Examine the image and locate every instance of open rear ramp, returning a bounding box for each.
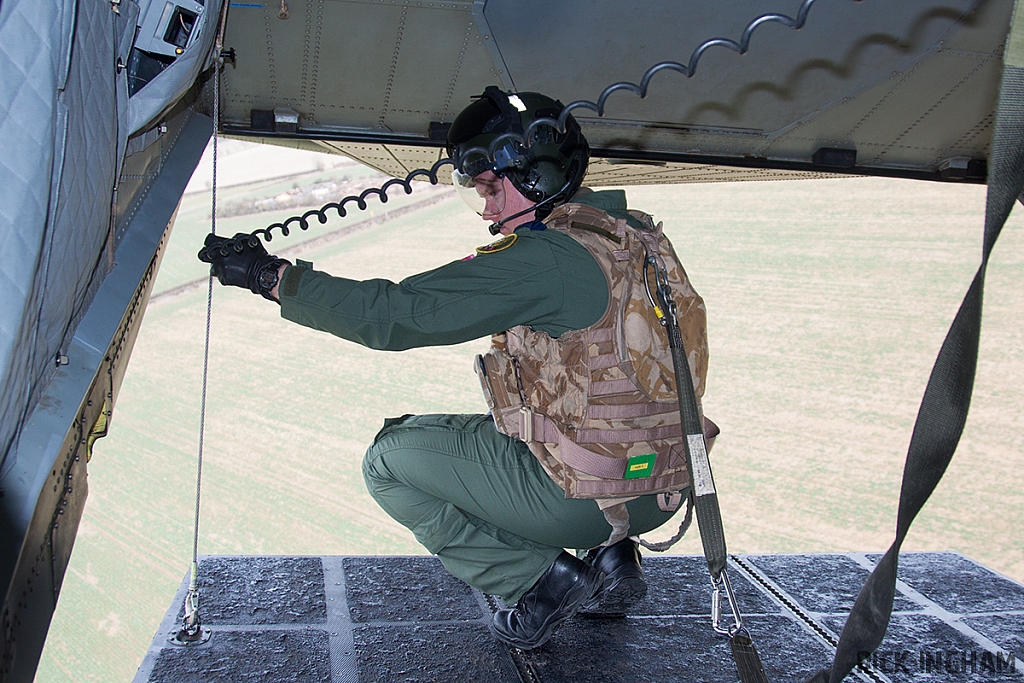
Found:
[132,552,1023,683]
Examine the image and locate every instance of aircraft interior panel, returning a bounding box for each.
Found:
[478,0,947,130]
[221,0,495,135]
[768,47,1001,162]
[371,143,449,174]
[478,0,1004,177]
[269,140,841,187]
[312,140,443,178]
[212,0,1009,185]
[582,160,839,186]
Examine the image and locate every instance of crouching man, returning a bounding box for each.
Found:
[198,87,711,649]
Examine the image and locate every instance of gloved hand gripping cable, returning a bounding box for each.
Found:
[198,232,290,303]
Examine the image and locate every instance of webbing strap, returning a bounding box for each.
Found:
[804,15,1024,682]
[663,306,727,578]
[657,268,767,681]
[550,420,629,479]
[586,401,678,419]
[517,410,720,480]
[588,353,622,370]
[575,422,682,444]
[591,378,640,396]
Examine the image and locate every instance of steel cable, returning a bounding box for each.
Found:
[179,5,232,642]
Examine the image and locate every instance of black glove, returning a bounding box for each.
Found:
[197,232,289,302]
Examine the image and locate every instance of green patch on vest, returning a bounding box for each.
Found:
[623,453,656,479]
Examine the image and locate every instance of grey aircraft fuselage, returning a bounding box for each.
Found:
[0,0,1016,680]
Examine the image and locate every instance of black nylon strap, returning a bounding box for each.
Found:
[662,284,728,579]
[804,59,1024,683]
[732,631,771,683]
[658,264,769,682]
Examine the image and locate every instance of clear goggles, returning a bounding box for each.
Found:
[452,168,506,216]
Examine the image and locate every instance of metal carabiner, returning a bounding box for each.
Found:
[644,251,680,327]
[176,560,204,641]
[710,569,744,637]
[651,260,681,329]
[642,255,667,325]
[182,587,200,632]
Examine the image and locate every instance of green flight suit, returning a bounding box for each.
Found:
[279,190,680,602]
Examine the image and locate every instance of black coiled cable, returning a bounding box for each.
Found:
[201,0,832,258]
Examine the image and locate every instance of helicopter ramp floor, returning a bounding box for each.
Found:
[132,552,1023,683]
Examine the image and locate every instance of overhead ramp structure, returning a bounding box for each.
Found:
[218,0,1012,186]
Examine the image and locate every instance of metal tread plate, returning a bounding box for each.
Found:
[133,552,1024,683]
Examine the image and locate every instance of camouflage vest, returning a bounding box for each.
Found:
[476,202,712,518]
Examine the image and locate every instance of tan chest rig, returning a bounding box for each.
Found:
[475,202,714,545]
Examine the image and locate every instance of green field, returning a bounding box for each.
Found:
[35,174,1024,682]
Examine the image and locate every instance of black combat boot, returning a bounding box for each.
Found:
[577,538,647,618]
[490,551,604,650]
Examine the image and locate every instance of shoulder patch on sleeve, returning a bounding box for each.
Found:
[475,233,518,255]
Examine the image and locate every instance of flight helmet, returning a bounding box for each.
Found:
[447,86,589,219]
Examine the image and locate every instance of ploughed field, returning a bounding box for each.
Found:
[35,150,1024,683]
